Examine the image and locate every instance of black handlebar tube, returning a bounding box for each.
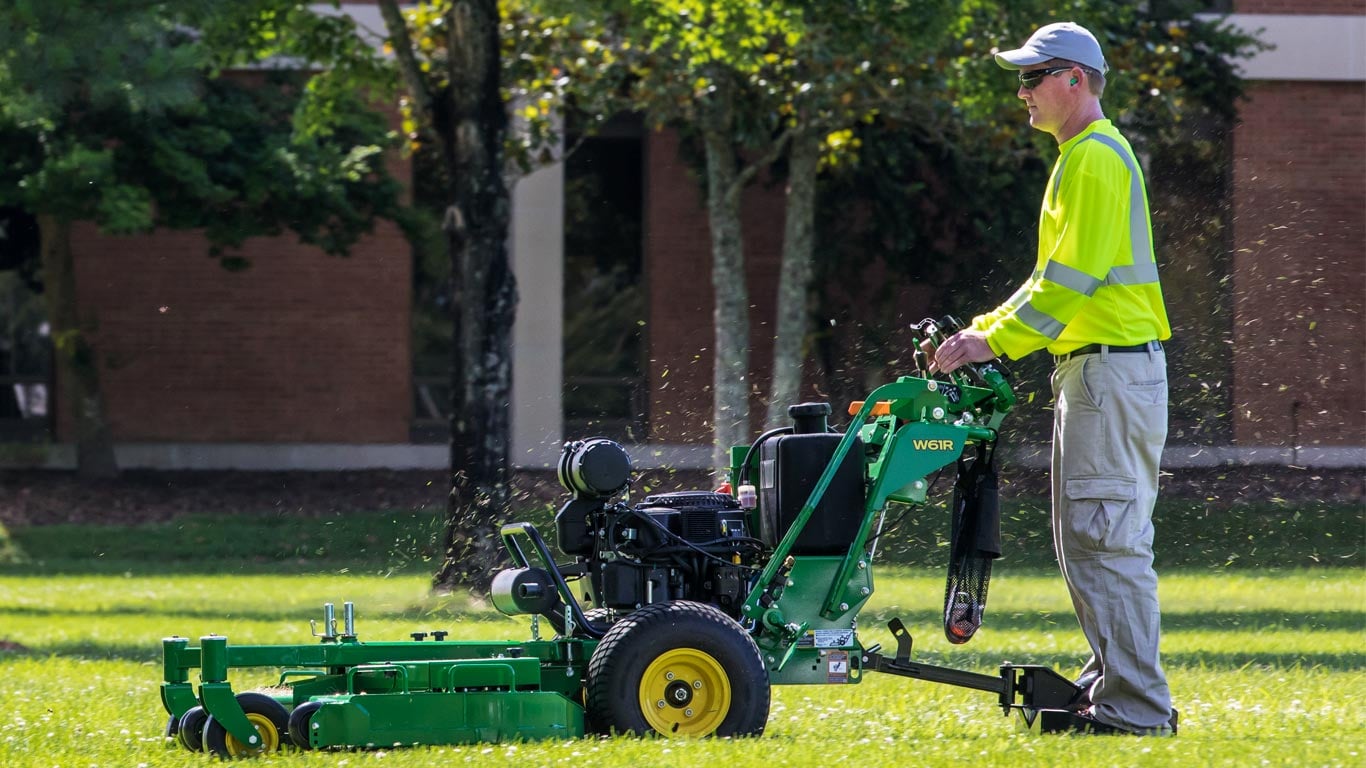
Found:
[500,522,606,640]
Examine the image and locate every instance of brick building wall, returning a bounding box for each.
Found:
[45,30,418,450]
[1227,0,1366,450]
[67,221,412,443]
[1230,82,1365,447]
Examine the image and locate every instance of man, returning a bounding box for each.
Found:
[929,22,1175,736]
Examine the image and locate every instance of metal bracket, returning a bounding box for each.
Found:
[772,621,809,671]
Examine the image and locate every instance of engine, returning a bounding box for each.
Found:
[529,402,863,624]
[553,438,766,618]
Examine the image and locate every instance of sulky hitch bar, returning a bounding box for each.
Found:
[862,618,1086,719]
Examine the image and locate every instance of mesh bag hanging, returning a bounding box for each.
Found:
[943,442,1002,644]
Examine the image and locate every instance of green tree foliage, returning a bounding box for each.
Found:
[575,1,810,461]
[746,2,956,428]
[0,0,402,477]
[544,0,1261,456]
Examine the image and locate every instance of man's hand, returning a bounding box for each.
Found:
[924,330,996,374]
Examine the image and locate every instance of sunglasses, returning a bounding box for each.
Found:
[1018,65,1074,90]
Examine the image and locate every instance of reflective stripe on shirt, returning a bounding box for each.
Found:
[1053,132,1158,288]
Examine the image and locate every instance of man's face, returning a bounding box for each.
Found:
[1017,62,1076,135]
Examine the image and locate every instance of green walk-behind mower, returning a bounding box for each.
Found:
[158,317,1096,757]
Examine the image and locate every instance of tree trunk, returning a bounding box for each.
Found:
[766,132,819,429]
[430,0,517,594]
[699,81,750,469]
[36,214,118,479]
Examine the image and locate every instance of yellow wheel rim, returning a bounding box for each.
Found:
[224,712,280,757]
[638,648,731,737]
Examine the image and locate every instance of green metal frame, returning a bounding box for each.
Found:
[158,353,1018,750]
[162,632,593,748]
[734,368,1012,674]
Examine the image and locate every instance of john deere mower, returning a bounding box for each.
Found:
[158,317,1095,757]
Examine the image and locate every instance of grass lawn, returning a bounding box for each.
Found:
[0,500,1362,766]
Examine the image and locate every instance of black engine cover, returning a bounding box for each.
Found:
[636,491,748,543]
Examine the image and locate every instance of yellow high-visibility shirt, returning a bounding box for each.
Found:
[971,119,1171,359]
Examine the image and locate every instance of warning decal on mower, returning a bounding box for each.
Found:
[798,629,854,648]
[827,651,849,683]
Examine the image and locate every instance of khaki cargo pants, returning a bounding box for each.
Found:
[1051,346,1174,732]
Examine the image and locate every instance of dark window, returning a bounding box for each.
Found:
[0,207,52,442]
[562,116,646,442]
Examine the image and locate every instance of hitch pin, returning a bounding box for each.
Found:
[311,603,338,640]
[343,602,356,638]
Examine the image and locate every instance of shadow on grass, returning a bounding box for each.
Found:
[1,630,539,665]
[3,500,1360,575]
[1,509,456,577]
[0,603,511,624]
[0,641,163,664]
[0,559,439,577]
[861,608,1366,634]
[882,647,1366,674]
[866,499,1364,570]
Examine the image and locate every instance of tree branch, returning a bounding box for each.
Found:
[727,126,796,206]
[506,129,591,192]
[376,0,436,142]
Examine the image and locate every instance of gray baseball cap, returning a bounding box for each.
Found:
[994,22,1108,73]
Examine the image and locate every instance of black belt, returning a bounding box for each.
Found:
[1053,340,1162,365]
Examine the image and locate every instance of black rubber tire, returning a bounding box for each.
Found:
[287,700,324,749]
[176,706,208,752]
[577,609,611,734]
[585,600,769,738]
[201,692,290,758]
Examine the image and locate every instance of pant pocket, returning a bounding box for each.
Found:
[1125,380,1167,407]
[1078,355,1106,408]
[1062,477,1140,555]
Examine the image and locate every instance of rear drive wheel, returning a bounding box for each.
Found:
[585,601,769,738]
[201,692,289,758]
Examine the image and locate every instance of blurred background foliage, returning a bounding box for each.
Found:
[397,1,1266,451]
